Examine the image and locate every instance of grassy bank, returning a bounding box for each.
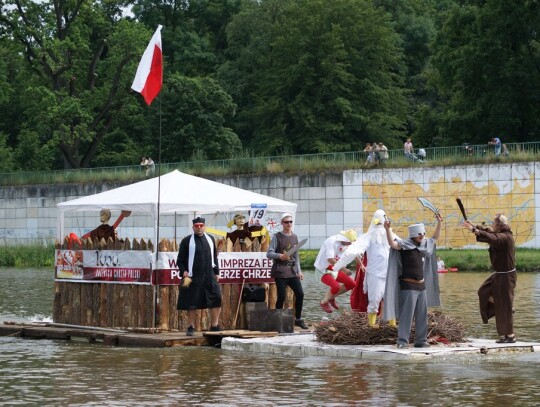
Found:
[299,248,540,272]
[0,244,56,267]
[3,245,538,271]
[1,142,539,187]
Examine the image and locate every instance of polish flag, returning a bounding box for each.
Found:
[131,25,163,105]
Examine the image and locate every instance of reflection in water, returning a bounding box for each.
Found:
[1,268,540,405]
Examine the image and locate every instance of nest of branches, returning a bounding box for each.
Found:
[314,309,467,346]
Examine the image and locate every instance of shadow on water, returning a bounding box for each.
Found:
[1,268,540,405]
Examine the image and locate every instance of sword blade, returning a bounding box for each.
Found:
[417,197,439,214]
[286,238,307,256]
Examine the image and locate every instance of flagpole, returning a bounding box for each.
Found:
[156,95,163,258]
[130,24,163,330]
[153,92,162,330]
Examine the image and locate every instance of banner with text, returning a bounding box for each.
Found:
[154,251,274,285]
[55,250,153,284]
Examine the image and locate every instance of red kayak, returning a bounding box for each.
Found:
[438,267,458,273]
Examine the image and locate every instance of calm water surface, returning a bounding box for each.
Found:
[1,268,540,406]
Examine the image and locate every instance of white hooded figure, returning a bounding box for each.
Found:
[333,209,395,327]
[314,229,358,313]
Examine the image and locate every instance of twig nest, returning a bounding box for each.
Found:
[315,310,466,345]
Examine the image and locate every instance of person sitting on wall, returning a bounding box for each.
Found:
[146,157,155,177]
[488,137,502,156]
[140,157,148,172]
[417,148,426,162]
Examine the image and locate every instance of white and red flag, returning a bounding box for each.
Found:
[131,25,163,105]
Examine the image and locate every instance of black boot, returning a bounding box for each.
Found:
[294,319,308,329]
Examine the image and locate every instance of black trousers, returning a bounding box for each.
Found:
[274,277,304,320]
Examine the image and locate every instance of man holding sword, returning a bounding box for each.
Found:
[384,213,442,348]
[266,213,308,329]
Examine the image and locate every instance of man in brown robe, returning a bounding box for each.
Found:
[463,213,516,343]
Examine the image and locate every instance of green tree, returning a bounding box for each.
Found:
[220,0,409,154]
[0,38,25,154]
[217,0,279,148]
[159,73,241,161]
[0,0,154,169]
[132,0,241,75]
[0,133,15,172]
[428,0,540,144]
[12,129,55,171]
[374,0,439,147]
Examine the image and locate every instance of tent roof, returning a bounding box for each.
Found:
[57,170,296,215]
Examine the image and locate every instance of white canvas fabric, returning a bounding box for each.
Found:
[57,170,297,242]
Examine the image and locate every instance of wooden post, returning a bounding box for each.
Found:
[232,280,245,329]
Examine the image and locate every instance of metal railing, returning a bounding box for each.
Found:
[1,141,538,186]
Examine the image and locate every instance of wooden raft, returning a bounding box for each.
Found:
[53,233,296,331]
[0,322,279,348]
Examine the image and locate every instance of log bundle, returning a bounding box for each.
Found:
[53,281,155,329]
[56,236,154,252]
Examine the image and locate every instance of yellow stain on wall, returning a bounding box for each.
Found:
[362,174,534,248]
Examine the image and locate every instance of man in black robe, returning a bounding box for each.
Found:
[177,216,222,336]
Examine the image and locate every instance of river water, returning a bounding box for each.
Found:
[1,268,540,406]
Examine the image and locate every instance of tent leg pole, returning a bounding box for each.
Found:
[152,285,157,329]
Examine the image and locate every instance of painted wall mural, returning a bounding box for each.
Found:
[360,164,536,248]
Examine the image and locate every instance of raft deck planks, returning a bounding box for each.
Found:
[0,322,282,348]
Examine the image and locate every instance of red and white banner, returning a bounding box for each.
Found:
[153,251,182,285]
[56,250,274,285]
[218,252,273,283]
[55,250,153,284]
[154,252,274,285]
[131,25,163,105]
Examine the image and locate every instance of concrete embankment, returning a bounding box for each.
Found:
[1,162,539,249]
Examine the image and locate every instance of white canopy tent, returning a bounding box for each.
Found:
[57,170,297,243]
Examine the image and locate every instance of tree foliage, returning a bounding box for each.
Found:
[0,0,539,171]
[427,0,540,144]
[220,0,409,154]
[159,73,241,161]
[0,0,153,169]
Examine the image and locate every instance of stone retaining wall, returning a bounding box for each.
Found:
[1,162,538,249]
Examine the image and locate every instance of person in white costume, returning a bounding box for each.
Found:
[314,230,358,313]
[333,209,396,328]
